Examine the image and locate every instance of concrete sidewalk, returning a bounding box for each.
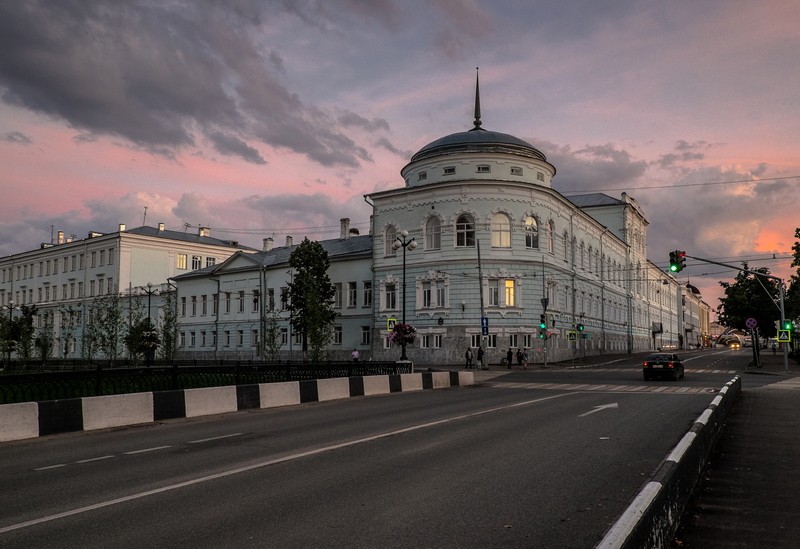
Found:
[674,350,800,547]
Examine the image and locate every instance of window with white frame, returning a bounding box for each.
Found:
[456,214,475,247]
[333,326,342,345]
[384,283,397,310]
[385,225,397,256]
[486,334,497,348]
[333,283,343,308]
[525,216,539,249]
[491,213,511,247]
[504,279,516,307]
[488,280,499,306]
[347,282,357,307]
[523,334,532,348]
[470,334,482,347]
[361,326,371,345]
[206,257,216,268]
[192,255,202,270]
[177,253,188,270]
[509,334,518,348]
[363,281,372,307]
[425,217,441,250]
[548,220,555,254]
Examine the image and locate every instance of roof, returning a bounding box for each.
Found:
[173,234,373,280]
[566,193,625,208]
[126,226,256,250]
[410,127,548,163]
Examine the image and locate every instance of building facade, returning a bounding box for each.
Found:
[0,224,252,359]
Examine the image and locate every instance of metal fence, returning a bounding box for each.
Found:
[0,360,410,405]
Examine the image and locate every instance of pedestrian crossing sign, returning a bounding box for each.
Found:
[777,329,791,343]
[568,331,577,341]
[387,317,397,331]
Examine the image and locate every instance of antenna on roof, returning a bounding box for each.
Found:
[184,222,191,232]
[142,206,148,226]
[470,67,482,132]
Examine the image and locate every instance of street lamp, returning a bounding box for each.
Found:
[392,230,417,361]
[138,283,160,366]
[3,300,14,365]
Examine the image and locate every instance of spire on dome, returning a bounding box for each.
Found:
[470,67,483,132]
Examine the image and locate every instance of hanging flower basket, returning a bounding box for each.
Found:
[388,322,417,346]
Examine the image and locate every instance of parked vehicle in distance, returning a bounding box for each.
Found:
[642,353,685,381]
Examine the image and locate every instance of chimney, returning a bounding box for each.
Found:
[340,218,350,240]
[286,235,293,247]
[263,237,274,252]
[57,231,65,244]
[158,223,165,232]
[198,226,211,237]
[119,223,126,232]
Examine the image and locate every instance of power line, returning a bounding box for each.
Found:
[559,174,800,195]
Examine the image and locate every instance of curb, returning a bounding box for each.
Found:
[0,371,474,442]
[596,376,741,548]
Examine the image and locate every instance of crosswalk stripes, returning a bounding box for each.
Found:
[486,381,719,394]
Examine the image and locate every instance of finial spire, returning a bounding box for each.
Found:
[471,67,482,131]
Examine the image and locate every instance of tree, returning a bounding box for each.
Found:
[86,291,126,363]
[262,308,283,361]
[717,262,780,337]
[125,318,160,366]
[15,305,37,362]
[158,290,179,361]
[287,238,336,360]
[35,310,56,361]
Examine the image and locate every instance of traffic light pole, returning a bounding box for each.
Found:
[683,254,789,372]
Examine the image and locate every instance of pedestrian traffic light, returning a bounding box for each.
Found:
[783,320,794,331]
[539,314,547,329]
[538,328,547,339]
[576,323,584,332]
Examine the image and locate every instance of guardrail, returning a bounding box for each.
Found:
[0,361,409,405]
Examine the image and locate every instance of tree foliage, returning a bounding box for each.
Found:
[287,238,336,360]
[717,262,780,336]
[86,291,126,362]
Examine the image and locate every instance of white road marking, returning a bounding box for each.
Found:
[579,403,619,417]
[187,433,243,444]
[34,464,67,471]
[123,446,172,455]
[76,455,115,464]
[0,393,577,534]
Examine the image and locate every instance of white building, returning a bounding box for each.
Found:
[0,224,253,359]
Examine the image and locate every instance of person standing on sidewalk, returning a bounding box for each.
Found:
[506,348,513,369]
[477,346,484,368]
[465,348,474,369]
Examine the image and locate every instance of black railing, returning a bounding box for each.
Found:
[0,361,410,405]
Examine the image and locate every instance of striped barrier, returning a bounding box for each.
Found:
[0,370,474,442]
[597,376,742,549]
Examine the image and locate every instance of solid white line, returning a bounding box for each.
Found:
[0,392,576,534]
[123,446,172,455]
[187,433,243,444]
[76,455,115,464]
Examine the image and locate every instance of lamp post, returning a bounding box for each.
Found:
[3,300,14,365]
[392,230,417,361]
[138,283,160,366]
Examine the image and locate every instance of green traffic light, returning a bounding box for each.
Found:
[669,264,678,272]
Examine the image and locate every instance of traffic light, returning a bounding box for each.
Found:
[783,320,794,331]
[539,314,547,329]
[669,250,686,273]
[576,323,584,332]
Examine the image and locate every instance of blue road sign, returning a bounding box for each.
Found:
[481,317,489,336]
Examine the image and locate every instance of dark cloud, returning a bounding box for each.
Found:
[338,111,391,132]
[0,1,381,168]
[1,131,31,144]
[208,132,266,165]
[656,140,711,167]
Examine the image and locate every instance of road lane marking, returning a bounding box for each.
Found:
[579,403,619,417]
[187,433,243,444]
[34,464,67,471]
[123,446,172,455]
[76,456,115,464]
[0,393,576,534]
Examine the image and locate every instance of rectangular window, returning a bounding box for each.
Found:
[385,283,396,310]
[201,295,207,315]
[361,326,371,345]
[107,278,113,293]
[524,334,532,348]
[78,282,83,298]
[177,254,187,270]
[418,171,427,181]
[511,166,523,176]
[107,248,114,265]
[436,283,446,308]
[486,334,497,348]
[225,292,231,314]
[333,326,342,345]
[180,332,186,348]
[504,280,515,307]
[281,328,288,346]
[91,252,96,268]
[422,282,432,308]
[212,293,219,315]
[251,330,258,348]
[201,331,207,347]
[509,334,518,349]
[182,296,187,317]
[347,282,357,308]
[252,290,259,312]
[488,280,499,306]
[224,330,231,347]
[363,281,372,307]
[434,334,442,348]
[333,283,342,308]
[190,331,196,348]
[99,250,105,266]
[238,290,245,313]
[206,257,216,268]
[191,296,197,316]
[192,255,202,270]
[443,166,456,175]
[421,334,431,348]
[477,165,490,173]
[537,172,545,181]
[281,287,288,309]
[238,330,244,346]
[268,288,275,311]
[471,334,481,347]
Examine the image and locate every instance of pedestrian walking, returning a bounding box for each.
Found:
[516,349,523,369]
[477,346,484,368]
[351,348,360,362]
[522,350,528,369]
[465,348,474,369]
[506,348,513,369]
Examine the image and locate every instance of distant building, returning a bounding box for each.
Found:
[0,224,253,359]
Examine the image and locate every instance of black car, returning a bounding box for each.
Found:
[642,353,684,381]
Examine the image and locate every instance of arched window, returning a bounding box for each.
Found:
[455,214,475,247]
[425,217,441,250]
[384,225,397,256]
[491,213,511,247]
[525,216,539,249]
[548,220,555,254]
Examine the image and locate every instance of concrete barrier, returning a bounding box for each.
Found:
[82,393,154,431]
[316,377,351,402]
[0,402,39,442]
[362,375,391,396]
[597,376,742,548]
[184,386,238,417]
[259,381,301,408]
[0,370,470,441]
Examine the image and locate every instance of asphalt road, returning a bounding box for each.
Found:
[0,350,750,548]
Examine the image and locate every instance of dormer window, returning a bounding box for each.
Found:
[418,171,427,181]
[443,166,456,175]
[511,166,523,176]
[477,165,490,173]
[537,172,545,182]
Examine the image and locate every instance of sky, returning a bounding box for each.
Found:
[1,0,799,316]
